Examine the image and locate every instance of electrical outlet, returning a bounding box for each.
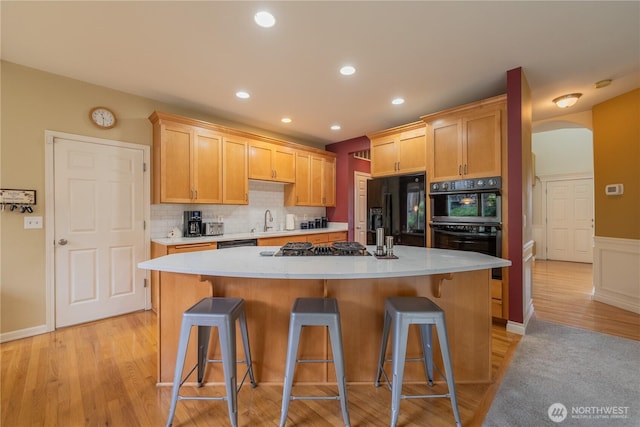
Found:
[24,216,43,229]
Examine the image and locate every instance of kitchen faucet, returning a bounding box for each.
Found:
[264,209,273,232]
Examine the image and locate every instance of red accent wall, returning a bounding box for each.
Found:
[326,136,371,241]
[506,67,524,324]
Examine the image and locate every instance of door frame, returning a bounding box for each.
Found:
[535,172,593,261]
[353,171,371,245]
[44,130,151,332]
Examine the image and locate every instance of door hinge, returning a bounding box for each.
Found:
[143,162,147,172]
[143,220,146,230]
[144,278,148,288]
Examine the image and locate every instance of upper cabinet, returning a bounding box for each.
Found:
[222,134,249,205]
[368,122,426,177]
[285,151,336,207]
[150,113,223,204]
[248,140,295,183]
[422,95,506,182]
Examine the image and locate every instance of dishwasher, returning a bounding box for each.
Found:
[216,239,258,249]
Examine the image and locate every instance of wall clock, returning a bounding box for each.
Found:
[89,106,117,129]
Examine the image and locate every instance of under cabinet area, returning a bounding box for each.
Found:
[368,121,426,177]
[422,95,505,182]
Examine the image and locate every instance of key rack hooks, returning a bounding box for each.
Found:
[0,189,36,213]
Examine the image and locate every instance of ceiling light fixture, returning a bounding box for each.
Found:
[391,97,405,105]
[552,93,582,108]
[254,11,275,28]
[281,117,292,124]
[340,65,356,76]
[330,124,341,131]
[235,91,250,99]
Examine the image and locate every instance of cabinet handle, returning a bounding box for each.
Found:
[458,165,462,175]
[194,190,198,199]
[464,164,467,175]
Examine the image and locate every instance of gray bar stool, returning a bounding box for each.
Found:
[375,296,462,427]
[166,297,256,427]
[279,297,351,427]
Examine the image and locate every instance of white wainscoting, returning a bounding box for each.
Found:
[593,236,640,314]
[507,240,535,335]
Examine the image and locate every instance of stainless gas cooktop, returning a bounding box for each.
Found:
[275,241,370,257]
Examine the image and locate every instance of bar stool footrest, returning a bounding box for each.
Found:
[291,395,341,401]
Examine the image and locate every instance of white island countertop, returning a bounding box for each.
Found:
[138,245,511,280]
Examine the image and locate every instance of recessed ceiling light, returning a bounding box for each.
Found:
[330,124,341,131]
[281,117,292,124]
[236,91,250,99]
[594,79,612,89]
[254,11,275,28]
[391,97,405,105]
[340,65,356,76]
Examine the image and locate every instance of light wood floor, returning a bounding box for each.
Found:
[2,261,637,426]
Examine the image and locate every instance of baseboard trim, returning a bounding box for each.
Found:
[1,324,50,343]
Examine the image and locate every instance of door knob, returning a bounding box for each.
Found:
[58,239,68,246]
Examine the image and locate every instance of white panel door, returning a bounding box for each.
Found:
[547,178,594,263]
[354,172,370,246]
[54,137,146,327]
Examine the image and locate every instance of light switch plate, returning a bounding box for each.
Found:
[24,216,43,229]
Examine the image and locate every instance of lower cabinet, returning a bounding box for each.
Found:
[258,231,348,247]
[150,241,217,312]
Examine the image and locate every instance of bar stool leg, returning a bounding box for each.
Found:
[419,324,434,386]
[238,310,257,387]
[390,319,410,427]
[328,317,351,427]
[166,320,192,427]
[219,317,238,427]
[279,321,303,427]
[435,318,462,427]
[375,310,392,387]
[196,325,212,387]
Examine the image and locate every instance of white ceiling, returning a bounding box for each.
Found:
[2,1,639,145]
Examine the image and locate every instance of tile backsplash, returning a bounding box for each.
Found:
[150,180,326,238]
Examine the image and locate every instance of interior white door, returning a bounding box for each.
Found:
[354,171,370,246]
[54,137,146,327]
[546,178,594,263]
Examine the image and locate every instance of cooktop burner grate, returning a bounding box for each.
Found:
[275,241,370,257]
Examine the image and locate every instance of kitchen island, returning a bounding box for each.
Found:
[138,245,510,386]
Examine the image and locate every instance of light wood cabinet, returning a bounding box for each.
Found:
[258,231,347,247]
[285,151,336,207]
[222,135,249,204]
[422,95,505,182]
[249,140,295,183]
[150,115,223,203]
[368,122,426,177]
[150,241,217,312]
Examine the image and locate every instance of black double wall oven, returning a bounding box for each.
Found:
[429,176,503,279]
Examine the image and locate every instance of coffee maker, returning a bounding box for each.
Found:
[183,210,202,237]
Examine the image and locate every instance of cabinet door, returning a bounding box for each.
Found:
[248,141,274,181]
[293,151,311,205]
[322,156,336,206]
[273,146,296,183]
[161,123,193,202]
[463,109,502,179]
[429,118,463,182]
[222,136,248,204]
[397,129,426,174]
[309,155,324,206]
[371,136,397,177]
[194,129,223,203]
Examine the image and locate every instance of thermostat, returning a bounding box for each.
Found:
[605,183,624,196]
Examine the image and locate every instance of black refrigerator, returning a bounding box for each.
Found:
[366,172,426,247]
